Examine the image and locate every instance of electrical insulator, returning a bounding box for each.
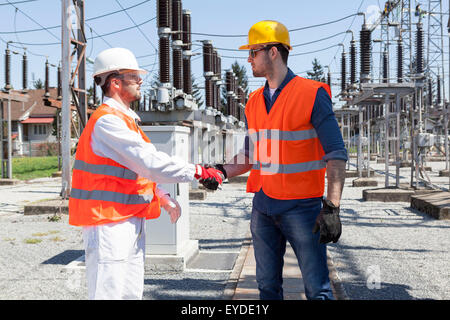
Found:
[22,52,28,91]
[45,59,50,97]
[217,55,222,80]
[226,95,232,116]
[159,37,170,84]
[341,51,346,94]
[226,70,233,93]
[234,76,239,118]
[5,47,11,90]
[360,25,371,82]
[437,75,441,105]
[427,79,433,106]
[212,48,218,77]
[171,0,182,42]
[397,39,403,83]
[183,59,192,94]
[157,0,171,29]
[416,23,424,75]
[238,86,245,105]
[172,48,183,90]
[203,41,213,76]
[350,40,356,85]
[382,50,388,83]
[182,9,192,95]
[205,78,213,108]
[57,63,62,100]
[182,10,191,50]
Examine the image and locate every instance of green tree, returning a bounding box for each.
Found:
[306,58,326,83]
[87,86,100,106]
[33,78,44,89]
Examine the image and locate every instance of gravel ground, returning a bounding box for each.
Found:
[0,178,253,300]
[0,159,449,300]
[328,159,450,300]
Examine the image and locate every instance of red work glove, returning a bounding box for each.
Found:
[195,165,224,190]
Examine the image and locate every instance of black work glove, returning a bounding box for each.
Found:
[199,164,227,191]
[312,199,342,244]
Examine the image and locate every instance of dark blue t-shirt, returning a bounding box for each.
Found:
[244,68,348,215]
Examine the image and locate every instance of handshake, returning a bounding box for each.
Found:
[194,164,227,191]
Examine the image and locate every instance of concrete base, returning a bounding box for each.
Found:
[352,178,378,187]
[346,171,358,178]
[0,178,20,185]
[24,198,68,215]
[363,187,415,202]
[145,239,199,273]
[189,189,206,200]
[399,161,411,168]
[346,170,375,178]
[426,157,446,162]
[439,170,449,177]
[410,191,450,220]
[51,171,62,177]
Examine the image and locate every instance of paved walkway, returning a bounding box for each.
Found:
[232,241,309,300]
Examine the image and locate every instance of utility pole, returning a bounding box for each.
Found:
[61,0,71,196]
[60,0,87,197]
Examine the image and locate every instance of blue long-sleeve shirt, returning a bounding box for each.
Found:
[243,68,348,215]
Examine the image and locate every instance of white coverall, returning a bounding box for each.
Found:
[83,97,196,299]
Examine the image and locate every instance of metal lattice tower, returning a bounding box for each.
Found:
[400,0,414,81]
[426,0,446,104]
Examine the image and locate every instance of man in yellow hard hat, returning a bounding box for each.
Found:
[210,20,348,300]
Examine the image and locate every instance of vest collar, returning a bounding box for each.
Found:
[103,97,141,122]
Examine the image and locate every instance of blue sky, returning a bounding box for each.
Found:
[0,0,449,107]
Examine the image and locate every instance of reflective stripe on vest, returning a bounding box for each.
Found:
[253,159,326,174]
[71,188,153,205]
[248,128,318,142]
[74,159,138,180]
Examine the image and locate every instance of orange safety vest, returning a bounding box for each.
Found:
[69,104,161,226]
[245,76,331,200]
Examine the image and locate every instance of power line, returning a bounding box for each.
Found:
[0,0,37,5]
[189,12,362,38]
[289,13,360,32]
[114,0,157,51]
[4,16,157,46]
[5,0,60,41]
[290,43,342,56]
[0,0,152,34]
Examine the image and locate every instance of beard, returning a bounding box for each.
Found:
[122,86,141,102]
[251,55,272,78]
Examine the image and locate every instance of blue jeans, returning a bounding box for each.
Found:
[250,204,334,300]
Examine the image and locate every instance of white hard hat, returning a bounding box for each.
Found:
[92,47,147,80]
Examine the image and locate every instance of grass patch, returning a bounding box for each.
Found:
[24,238,42,244]
[49,236,64,242]
[32,232,48,237]
[12,156,59,180]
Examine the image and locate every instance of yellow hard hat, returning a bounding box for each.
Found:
[239,20,292,50]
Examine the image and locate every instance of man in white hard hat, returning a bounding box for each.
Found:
[68,47,225,300]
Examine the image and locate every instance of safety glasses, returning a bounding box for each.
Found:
[116,73,142,84]
[249,46,270,58]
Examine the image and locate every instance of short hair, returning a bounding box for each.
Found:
[273,43,289,65]
[95,72,119,96]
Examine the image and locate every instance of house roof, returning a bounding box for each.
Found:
[1,88,58,121]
